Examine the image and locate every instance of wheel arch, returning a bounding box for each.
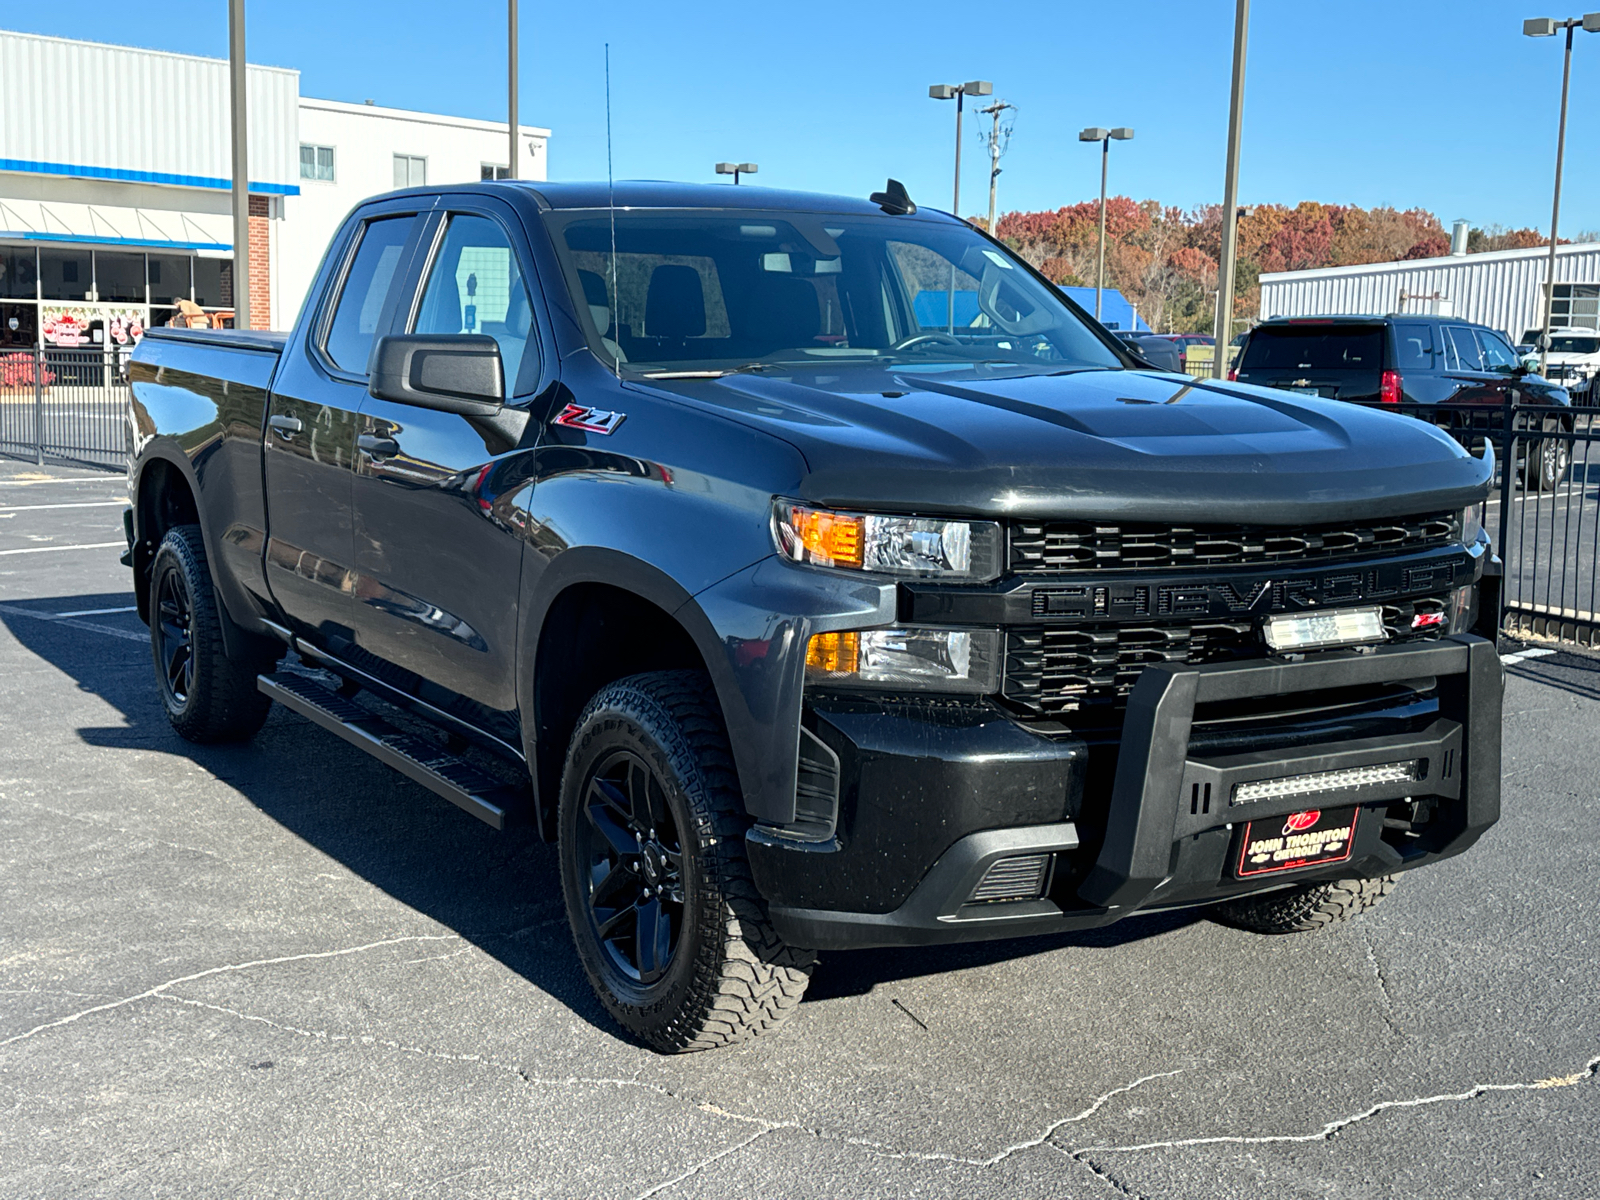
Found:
[520,548,750,839]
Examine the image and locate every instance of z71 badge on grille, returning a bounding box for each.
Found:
[553,403,626,435]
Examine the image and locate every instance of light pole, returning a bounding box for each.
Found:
[715,162,759,185]
[1078,126,1133,323]
[227,0,249,330]
[508,0,518,180]
[1213,0,1249,377]
[1525,13,1600,375]
[928,81,993,217]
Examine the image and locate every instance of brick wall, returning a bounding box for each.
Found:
[247,194,271,331]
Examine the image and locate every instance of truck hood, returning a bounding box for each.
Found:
[630,365,1492,523]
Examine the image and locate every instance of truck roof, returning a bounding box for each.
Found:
[391,179,956,219]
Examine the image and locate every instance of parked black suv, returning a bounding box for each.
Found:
[1235,315,1573,490]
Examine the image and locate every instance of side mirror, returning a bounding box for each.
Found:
[1519,352,1541,375]
[369,334,504,415]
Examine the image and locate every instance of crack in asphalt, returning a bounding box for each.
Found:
[1361,928,1405,1041]
[0,934,460,1049]
[1064,1052,1600,1161]
[10,933,1597,1198]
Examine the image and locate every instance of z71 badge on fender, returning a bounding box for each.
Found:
[554,403,626,435]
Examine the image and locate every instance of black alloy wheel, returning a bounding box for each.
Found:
[154,562,195,707]
[147,524,276,743]
[576,749,685,985]
[557,671,816,1052]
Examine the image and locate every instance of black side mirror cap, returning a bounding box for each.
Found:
[369,334,505,415]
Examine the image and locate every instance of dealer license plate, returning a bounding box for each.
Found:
[1234,806,1359,878]
[1287,386,1321,397]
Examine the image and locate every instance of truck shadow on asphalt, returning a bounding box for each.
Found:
[3,593,1202,1036]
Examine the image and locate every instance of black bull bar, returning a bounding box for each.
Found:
[1080,634,1502,910]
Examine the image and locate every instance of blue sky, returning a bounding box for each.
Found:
[9,1,1598,231]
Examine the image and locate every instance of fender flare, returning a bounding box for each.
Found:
[515,545,766,815]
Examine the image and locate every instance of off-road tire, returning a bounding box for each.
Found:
[1210,875,1397,935]
[558,671,815,1052]
[148,524,274,743]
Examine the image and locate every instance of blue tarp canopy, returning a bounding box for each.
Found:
[912,288,1149,333]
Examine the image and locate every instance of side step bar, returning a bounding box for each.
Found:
[258,672,527,830]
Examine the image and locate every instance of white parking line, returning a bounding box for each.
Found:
[0,541,124,556]
[0,603,146,644]
[0,501,128,512]
[1501,647,1559,664]
[53,605,137,618]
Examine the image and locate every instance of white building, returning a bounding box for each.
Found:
[1259,240,1600,345]
[0,29,549,346]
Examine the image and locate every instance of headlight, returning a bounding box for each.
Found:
[1461,502,1484,546]
[773,501,1003,581]
[805,628,1002,693]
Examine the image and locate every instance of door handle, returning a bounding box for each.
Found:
[267,414,302,438]
[357,433,400,459]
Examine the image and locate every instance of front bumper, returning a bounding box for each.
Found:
[757,635,1501,950]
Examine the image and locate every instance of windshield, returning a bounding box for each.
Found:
[1547,335,1600,355]
[543,209,1123,377]
[1238,326,1384,372]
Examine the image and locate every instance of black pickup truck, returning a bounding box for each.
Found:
[124,180,1502,1052]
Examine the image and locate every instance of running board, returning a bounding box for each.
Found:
[258,672,526,830]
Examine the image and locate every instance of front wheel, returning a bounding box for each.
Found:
[1210,875,1397,934]
[148,525,275,742]
[1533,429,1570,492]
[558,671,815,1052]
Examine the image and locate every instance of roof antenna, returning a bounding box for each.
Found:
[870,178,916,215]
[605,43,620,380]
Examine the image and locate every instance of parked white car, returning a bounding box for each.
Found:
[1519,327,1600,402]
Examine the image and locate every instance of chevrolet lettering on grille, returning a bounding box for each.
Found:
[1030,555,1470,622]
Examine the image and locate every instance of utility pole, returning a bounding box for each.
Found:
[1212,0,1249,376]
[980,99,1016,236]
[228,0,250,331]
[508,0,519,179]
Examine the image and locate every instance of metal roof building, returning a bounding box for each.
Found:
[1259,242,1600,344]
[0,30,549,342]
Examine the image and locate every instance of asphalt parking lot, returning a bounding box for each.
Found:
[0,457,1595,1199]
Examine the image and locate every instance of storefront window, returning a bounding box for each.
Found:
[40,249,93,302]
[0,247,38,299]
[95,251,146,303]
[0,303,37,349]
[147,254,192,305]
[192,256,234,309]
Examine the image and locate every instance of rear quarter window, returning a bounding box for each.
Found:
[1239,326,1385,371]
[1391,323,1434,369]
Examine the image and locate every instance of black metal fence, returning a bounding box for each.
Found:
[0,348,131,472]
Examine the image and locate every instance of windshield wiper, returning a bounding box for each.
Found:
[639,362,775,379]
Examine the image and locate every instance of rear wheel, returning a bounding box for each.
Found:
[558,671,815,1052]
[149,525,275,742]
[1210,875,1397,935]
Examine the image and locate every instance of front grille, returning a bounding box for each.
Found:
[1004,595,1448,716]
[1010,513,1458,574]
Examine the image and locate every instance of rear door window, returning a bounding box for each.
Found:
[1475,329,1520,372]
[1443,325,1484,372]
[1238,325,1384,371]
[323,216,415,373]
[1391,323,1434,369]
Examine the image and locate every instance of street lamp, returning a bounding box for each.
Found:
[1524,13,1600,375]
[928,81,992,216]
[715,162,758,185]
[1079,126,1133,323]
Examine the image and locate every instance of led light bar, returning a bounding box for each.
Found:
[1263,605,1386,653]
[1231,760,1421,806]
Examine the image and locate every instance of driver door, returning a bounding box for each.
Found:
[349,201,548,742]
